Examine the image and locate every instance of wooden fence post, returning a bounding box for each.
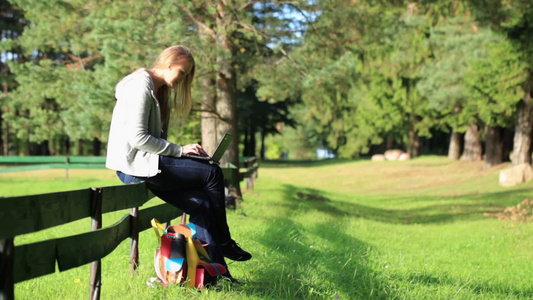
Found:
[90,188,102,300]
[0,238,14,300]
[129,207,139,274]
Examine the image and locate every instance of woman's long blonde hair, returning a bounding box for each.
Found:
[153,45,195,128]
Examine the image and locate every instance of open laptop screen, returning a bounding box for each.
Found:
[181,133,233,163]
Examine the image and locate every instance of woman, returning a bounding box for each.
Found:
[106,45,251,280]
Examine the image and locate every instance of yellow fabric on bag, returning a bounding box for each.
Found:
[185,236,199,289]
[152,218,216,289]
[194,240,210,260]
[151,218,165,247]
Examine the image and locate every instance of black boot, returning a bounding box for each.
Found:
[221,239,252,261]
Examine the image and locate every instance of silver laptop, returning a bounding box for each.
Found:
[182,133,233,164]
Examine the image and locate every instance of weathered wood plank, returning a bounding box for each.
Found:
[7,202,181,284]
[90,188,102,300]
[129,207,139,274]
[0,156,66,163]
[0,164,106,173]
[0,189,92,239]
[68,157,106,164]
[13,239,56,283]
[138,203,181,231]
[56,214,131,272]
[1,238,14,299]
[62,164,106,169]
[0,156,105,164]
[222,167,234,180]
[100,183,150,214]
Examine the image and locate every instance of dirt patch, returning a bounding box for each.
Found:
[484,199,533,223]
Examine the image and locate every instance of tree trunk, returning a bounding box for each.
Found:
[448,130,461,160]
[386,136,394,149]
[502,128,513,162]
[512,77,533,165]
[260,128,266,160]
[407,129,420,157]
[0,109,3,156]
[242,123,250,156]
[2,106,9,155]
[93,138,101,156]
[242,120,257,157]
[77,139,84,156]
[216,0,241,198]
[1,64,8,155]
[62,137,70,155]
[24,127,30,155]
[483,125,503,168]
[200,75,218,155]
[245,123,256,157]
[461,123,482,161]
[48,135,57,156]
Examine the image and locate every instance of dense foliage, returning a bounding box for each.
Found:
[1,0,532,165]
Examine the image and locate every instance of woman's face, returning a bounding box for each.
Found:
[165,59,193,88]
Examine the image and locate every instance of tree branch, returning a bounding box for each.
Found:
[193,108,226,121]
[65,53,102,69]
[276,45,308,76]
[238,0,261,11]
[226,7,309,77]
[178,4,217,40]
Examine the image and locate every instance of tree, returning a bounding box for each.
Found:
[6,0,201,156]
[338,3,435,158]
[255,0,403,158]
[238,80,295,159]
[417,17,491,161]
[464,38,528,167]
[466,0,533,165]
[0,0,26,155]
[177,0,289,195]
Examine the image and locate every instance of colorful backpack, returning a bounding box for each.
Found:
[151,215,227,289]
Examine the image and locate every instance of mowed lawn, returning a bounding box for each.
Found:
[2,156,533,299]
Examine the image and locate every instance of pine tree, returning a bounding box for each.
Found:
[6,0,198,155]
[464,37,528,167]
[466,0,533,165]
[0,0,26,155]
[417,17,491,161]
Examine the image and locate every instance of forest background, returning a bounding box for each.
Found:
[1,0,533,170]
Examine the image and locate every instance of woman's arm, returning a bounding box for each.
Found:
[120,82,182,157]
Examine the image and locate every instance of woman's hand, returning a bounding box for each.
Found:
[182,143,209,157]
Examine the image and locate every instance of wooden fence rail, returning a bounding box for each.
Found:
[0,182,181,300]
[0,156,106,178]
[0,156,259,300]
[0,156,259,189]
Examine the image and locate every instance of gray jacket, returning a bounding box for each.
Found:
[105,69,182,177]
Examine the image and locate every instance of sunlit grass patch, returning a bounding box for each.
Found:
[4,156,533,299]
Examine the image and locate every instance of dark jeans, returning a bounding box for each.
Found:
[117,156,232,275]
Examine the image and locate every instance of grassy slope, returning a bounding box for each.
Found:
[2,156,533,299]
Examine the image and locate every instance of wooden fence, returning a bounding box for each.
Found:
[240,156,259,191]
[0,156,259,300]
[0,182,179,300]
[0,156,258,187]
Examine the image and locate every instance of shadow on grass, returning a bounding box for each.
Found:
[237,181,532,298]
[271,184,532,225]
[248,211,388,298]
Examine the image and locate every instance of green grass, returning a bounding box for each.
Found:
[2,156,533,299]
